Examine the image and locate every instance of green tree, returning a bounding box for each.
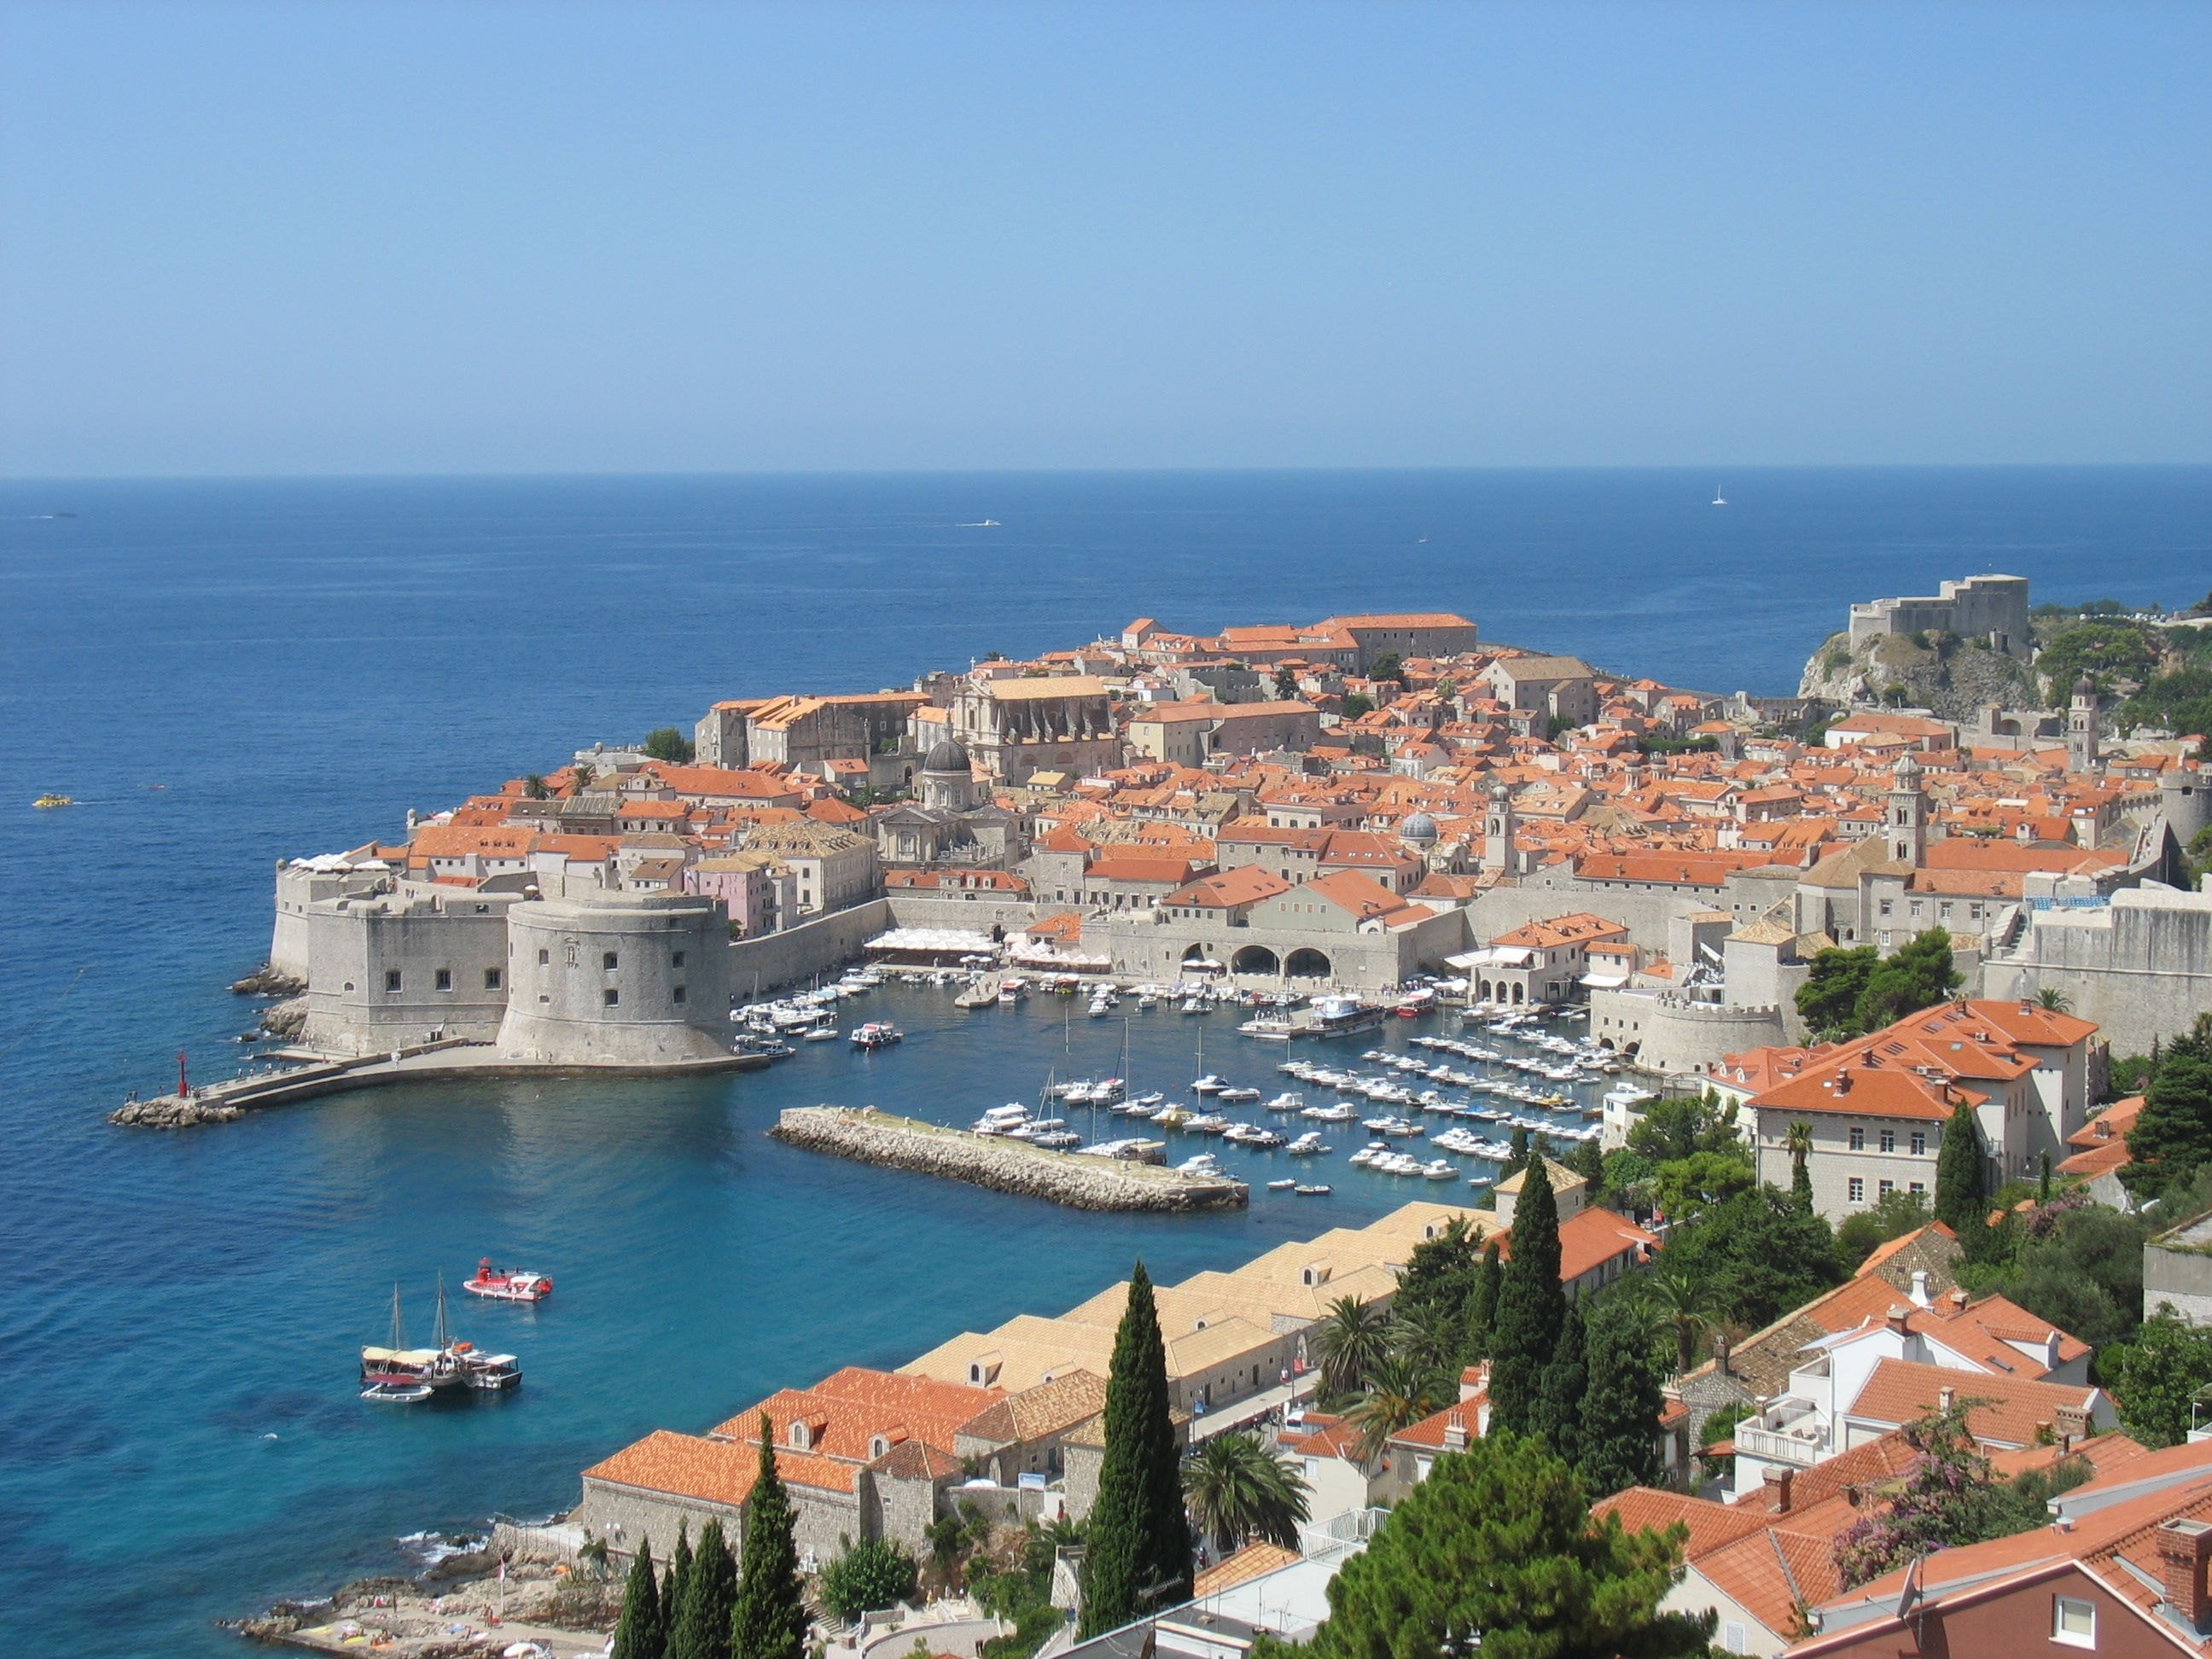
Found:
[1461,1240,1504,1363]
[1368,651,1408,686]
[1796,946,1878,1038]
[1181,1432,1312,1553]
[818,1538,918,1621]
[1650,1150,1755,1225]
[643,725,697,764]
[1662,1186,1842,1330]
[2035,987,2074,1013]
[1569,1133,1606,1196]
[1933,1101,1985,1231]
[731,1418,805,1659]
[613,1535,664,1659]
[522,772,549,800]
[1079,1261,1191,1636]
[1272,664,1300,699]
[1635,1261,1718,1377]
[1299,1432,1711,1659]
[1833,1403,2001,1587]
[1349,1351,1446,1463]
[1577,1295,1666,1499]
[1785,1121,1815,1209]
[666,1524,693,1652]
[2124,1051,2212,1195]
[2111,1308,2212,1447]
[670,1516,736,1659]
[1855,928,1962,1032]
[1389,1301,1464,1395]
[1530,1294,1588,1467]
[1390,1217,1482,1330]
[1311,1294,1393,1399]
[1488,1157,1565,1435]
[1835,1187,1933,1267]
[1340,693,1374,719]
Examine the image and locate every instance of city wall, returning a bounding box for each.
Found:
[727,898,894,998]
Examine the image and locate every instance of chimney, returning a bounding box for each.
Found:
[2020,998,2035,1017]
[2046,1331,2064,1372]
[1834,1069,1853,1097]
[2056,1403,2091,1450]
[1910,1270,1932,1308]
[1888,1304,1914,1336]
[1714,1331,1732,1377]
[1938,1385,1956,1412]
[1443,1410,1468,1451]
[2156,1519,2212,1628]
[1764,1464,1795,1516]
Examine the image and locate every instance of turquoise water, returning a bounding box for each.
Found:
[4,468,2208,1655]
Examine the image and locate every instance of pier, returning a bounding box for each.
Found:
[770,1105,1250,1211]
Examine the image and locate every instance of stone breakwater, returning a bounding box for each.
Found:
[771,1106,1249,1212]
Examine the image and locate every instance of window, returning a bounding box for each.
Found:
[2052,1595,2096,1647]
[603,988,620,1007]
[1910,1181,1926,1195]
[672,986,686,1004]
[602,952,619,970]
[1879,1179,1895,1198]
[485,968,502,991]
[434,969,452,991]
[1849,1127,1866,1151]
[1848,1177,1865,1204]
[672,950,685,968]
[385,970,403,992]
[1911,1131,1926,1155]
[1721,1623,1748,1656]
[538,948,550,965]
[1880,1129,1895,1153]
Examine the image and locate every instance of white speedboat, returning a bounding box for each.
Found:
[1265,1091,1305,1112]
[1191,1074,1230,1095]
[1217,1086,1261,1103]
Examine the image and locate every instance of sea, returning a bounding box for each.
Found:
[3,467,2207,1656]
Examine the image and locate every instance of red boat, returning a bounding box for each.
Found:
[463,1259,552,1303]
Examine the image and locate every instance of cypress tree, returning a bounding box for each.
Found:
[666,1522,693,1650]
[731,1416,806,1659]
[1578,1295,1664,1498]
[614,1534,664,1659]
[1079,1260,1191,1636]
[670,1516,736,1659]
[1460,1239,1504,1363]
[1933,1101,1984,1231]
[1488,1156,1564,1435]
[1530,1293,1586,1468]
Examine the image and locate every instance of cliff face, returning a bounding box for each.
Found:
[1799,630,2040,722]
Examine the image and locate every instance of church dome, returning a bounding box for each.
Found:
[923,737,972,774]
[1400,812,1440,846]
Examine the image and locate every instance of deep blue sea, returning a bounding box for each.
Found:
[3,469,2208,1656]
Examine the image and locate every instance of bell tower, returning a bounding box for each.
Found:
[2069,675,2101,774]
[1482,783,1518,875]
[1887,753,1927,867]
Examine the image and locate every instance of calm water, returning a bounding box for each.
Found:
[3,469,2208,1656]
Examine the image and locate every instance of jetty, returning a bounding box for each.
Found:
[110,1041,766,1128]
[770,1106,1249,1211]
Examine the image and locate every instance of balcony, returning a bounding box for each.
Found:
[1735,1418,1827,1468]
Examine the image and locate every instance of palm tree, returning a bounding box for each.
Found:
[1636,1262,1719,1378]
[1784,1121,1814,1190]
[1388,1301,1461,1394]
[1310,1295,1391,1399]
[2035,987,2074,1014]
[1348,1351,1445,1463]
[1180,1432,1310,1555]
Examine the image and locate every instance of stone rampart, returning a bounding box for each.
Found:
[770,1107,1249,1212]
[728,898,894,997]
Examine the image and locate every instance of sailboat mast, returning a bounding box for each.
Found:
[390,1283,405,1350]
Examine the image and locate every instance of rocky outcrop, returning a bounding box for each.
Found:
[232,963,306,997]
[771,1107,1249,1212]
[1799,629,2040,723]
[110,1094,246,1128]
[258,996,309,1040]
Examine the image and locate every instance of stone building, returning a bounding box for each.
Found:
[495,892,735,1065]
[300,884,526,1054]
[871,738,1022,870]
[1845,573,2032,657]
[949,675,1120,784]
[738,820,882,917]
[1982,882,2212,1058]
[1481,655,1599,728]
[1125,699,1322,767]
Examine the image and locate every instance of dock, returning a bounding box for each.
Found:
[770,1106,1249,1212]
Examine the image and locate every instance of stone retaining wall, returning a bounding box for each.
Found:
[770,1107,1248,1212]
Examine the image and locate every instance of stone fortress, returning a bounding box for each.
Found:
[1847,573,2033,658]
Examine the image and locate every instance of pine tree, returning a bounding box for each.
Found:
[1530,1293,1587,1468]
[669,1516,736,1659]
[1570,1134,1605,1196]
[1934,1100,1984,1230]
[665,1522,693,1651]
[613,1535,664,1659]
[1488,1157,1565,1435]
[1578,1295,1665,1498]
[1460,1240,1504,1364]
[1079,1260,1191,1636]
[2124,1052,2212,1195]
[731,1417,806,1659]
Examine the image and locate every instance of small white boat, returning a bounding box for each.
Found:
[1267,1179,1297,1191]
[362,1377,433,1403]
[1191,1074,1230,1095]
[1294,1184,1331,1196]
[1218,1086,1261,1103]
[803,1024,841,1043]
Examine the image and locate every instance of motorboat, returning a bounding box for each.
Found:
[1285,1131,1327,1155]
[972,1103,1034,1135]
[848,1022,902,1049]
[463,1260,552,1304]
[463,1352,522,1390]
[1217,1086,1261,1103]
[1301,1102,1358,1122]
[1267,1179,1298,1191]
[1294,1184,1332,1196]
[1223,1123,1284,1148]
[1422,1159,1458,1180]
[1264,1091,1305,1112]
[1185,1113,1231,1135]
[803,1022,841,1043]
[1190,1074,1231,1095]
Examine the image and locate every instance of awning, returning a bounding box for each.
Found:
[1580,973,1631,989]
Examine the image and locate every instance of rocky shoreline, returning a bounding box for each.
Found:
[232,963,307,998]
[771,1105,1249,1211]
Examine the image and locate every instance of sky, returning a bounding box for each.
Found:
[3,1,2208,476]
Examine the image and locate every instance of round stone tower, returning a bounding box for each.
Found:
[2164,765,2212,864]
[495,893,732,1066]
[918,736,978,812]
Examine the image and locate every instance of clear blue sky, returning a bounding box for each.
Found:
[3,1,2207,475]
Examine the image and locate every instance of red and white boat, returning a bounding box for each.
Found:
[463,1259,552,1303]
